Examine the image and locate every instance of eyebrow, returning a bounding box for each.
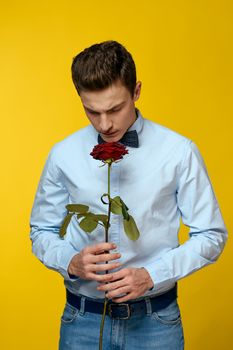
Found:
[84,101,125,114]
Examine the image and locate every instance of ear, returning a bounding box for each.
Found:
[133,81,142,102]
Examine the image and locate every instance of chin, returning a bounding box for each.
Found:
[102,138,119,143]
[102,133,123,143]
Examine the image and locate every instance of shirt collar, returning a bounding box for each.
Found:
[127,108,144,136]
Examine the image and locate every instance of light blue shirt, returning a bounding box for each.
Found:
[30,111,228,298]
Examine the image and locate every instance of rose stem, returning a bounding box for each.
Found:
[99,161,112,350]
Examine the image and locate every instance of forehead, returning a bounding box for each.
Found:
[79,80,131,112]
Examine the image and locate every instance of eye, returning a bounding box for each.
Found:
[109,108,121,114]
[88,110,100,116]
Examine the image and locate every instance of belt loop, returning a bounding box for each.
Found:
[145,297,152,316]
[79,296,86,315]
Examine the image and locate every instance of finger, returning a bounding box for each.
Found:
[91,272,115,283]
[106,286,130,299]
[91,262,121,272]
[109,268,129,282]
[94,250,105,255]
[112,292,136,303]
[97,279,124,292]
[86,242,117,254]
[91,252,121,263]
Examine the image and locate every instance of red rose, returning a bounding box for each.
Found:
[90,142,128,162]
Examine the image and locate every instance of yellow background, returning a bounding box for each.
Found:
[1,1,232,349]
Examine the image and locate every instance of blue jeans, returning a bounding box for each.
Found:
[59,296,184,349]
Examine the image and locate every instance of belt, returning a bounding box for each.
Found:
[66,284,177,320]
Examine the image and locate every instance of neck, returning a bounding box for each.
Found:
[127,108,138,130]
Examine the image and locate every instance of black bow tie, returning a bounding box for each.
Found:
[98,130,139,148]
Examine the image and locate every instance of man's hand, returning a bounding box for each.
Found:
[97,267,154,303]
[68,242,121,282]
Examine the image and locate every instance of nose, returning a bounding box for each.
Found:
[99,114,113,133]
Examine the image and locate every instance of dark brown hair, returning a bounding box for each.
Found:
[71,41,137,96]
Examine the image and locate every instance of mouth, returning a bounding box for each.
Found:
[102,131,118,136]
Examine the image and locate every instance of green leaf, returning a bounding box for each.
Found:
[79,217,98,233]
[94,214,109,223]
[77,212,95,219]
[66,204,89,213]
[121,199,130,220]
[110,196,123,215]
[94,214,110,228]
[77,213,109,229]
[119,198,129,211]
[110,196,130,220]
[76,213,86,219]
[84,212,97,220]
[59,213,74,238]
[123,215,140,241]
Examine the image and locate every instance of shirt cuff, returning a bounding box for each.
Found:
[58,245,80,282]
[143,257,175,293]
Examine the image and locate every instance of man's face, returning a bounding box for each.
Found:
[79,80,141,142]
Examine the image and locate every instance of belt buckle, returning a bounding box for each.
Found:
[108,303,131,320]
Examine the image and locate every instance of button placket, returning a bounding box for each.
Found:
[109,161,121,248]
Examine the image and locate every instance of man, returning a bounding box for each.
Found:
[30,41,227,349]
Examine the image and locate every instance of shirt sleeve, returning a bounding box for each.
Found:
[144,140,228,293]
[29,147,79,281]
